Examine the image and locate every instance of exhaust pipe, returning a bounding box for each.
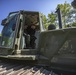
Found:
[56,7,62,29]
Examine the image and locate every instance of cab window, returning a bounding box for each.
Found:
[1,14,18,48]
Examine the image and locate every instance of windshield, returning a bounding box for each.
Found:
[8,12,18,21]
[0,13,18,48]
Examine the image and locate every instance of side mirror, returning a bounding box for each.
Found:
[1,18,8,26]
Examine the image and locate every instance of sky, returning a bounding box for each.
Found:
[0,0,72,33]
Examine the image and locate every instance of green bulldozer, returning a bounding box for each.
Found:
[0,9,76,73]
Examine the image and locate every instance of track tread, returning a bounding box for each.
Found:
[0,61,57,75]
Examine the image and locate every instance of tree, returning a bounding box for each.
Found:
[0,34,1,36]
[42,14,48,28]
[72,22,76,27]
[48,12,57,23]
[42,15,47,24]
[42,1,76,29]
[56,1,71,28]
[47,12,58,28]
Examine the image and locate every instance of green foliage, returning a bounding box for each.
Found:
[0,34,2,36]
[44,23,51,29]
[48,12,57,24]
[72,22,76,27]
[41,14,48,28]
[56,1,72,27]
[42,12,57,29]
[42,15,47,24]
[42,1,76,29]
[0,34,2,42]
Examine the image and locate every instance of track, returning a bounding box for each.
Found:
[0,60,57,75]
[0,60,75,75]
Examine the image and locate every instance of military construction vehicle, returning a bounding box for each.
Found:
[0,9,76,74]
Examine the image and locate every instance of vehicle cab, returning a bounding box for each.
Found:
[0,10,45,60]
